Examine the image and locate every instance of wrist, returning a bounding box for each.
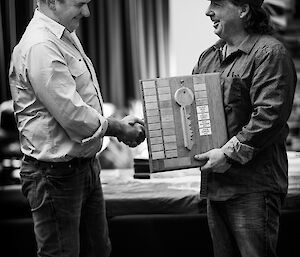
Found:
[105,118,123,137]
[223,152,237,165]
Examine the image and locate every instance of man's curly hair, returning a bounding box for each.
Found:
[230,0,274,35]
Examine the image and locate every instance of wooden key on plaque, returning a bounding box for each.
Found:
[174,81,194,150]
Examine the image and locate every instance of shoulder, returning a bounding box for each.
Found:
[192,40,223,74]
[253,34,289,57]
[248,34,295,70]
[201,40,223,58]
[13,21,60,59]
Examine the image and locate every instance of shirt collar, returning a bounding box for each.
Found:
[213,39,226,51]
[212,34,260,55]
[237,34,260,54]
[33,8,66,39]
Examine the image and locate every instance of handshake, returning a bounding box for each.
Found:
[106,115,146,148]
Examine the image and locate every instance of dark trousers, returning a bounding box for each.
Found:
[20,156,111,257]
[207,192,283,257]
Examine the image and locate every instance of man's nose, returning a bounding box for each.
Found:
[82,4,90,17]
[205,8,214,16]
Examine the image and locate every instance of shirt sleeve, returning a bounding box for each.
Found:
[224,43,296,164]
[221,136,254,164]
[26,42,108,144]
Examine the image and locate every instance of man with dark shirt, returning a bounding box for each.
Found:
[193,0,296,256]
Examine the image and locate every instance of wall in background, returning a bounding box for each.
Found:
[169,0,218,76]
[0,0,35,103]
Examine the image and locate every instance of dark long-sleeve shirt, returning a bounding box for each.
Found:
[193,34,297,200]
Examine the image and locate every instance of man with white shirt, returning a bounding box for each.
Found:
[9,0,145,256]
[193,0,296,256]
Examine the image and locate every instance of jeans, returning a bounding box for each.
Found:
[207,192,283,257]
[20,157,111,257]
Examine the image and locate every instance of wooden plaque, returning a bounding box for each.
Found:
[140,73,228,173]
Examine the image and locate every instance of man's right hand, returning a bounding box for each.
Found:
[106,116,146,147]
[117,116,145,147]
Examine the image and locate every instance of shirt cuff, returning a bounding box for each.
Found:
[81,114,108,144]
[221,136,255,165]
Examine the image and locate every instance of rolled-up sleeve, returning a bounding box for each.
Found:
[221,136,255,164]
[81,114,108,144]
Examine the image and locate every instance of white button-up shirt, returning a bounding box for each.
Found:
[9,9,108,161]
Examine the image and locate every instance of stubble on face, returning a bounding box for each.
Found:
[207,0,243,43]
[55,0,90,32]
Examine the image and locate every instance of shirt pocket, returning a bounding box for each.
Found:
[222,76,251,137]
[68,58,88,78]
[223,77,244,106]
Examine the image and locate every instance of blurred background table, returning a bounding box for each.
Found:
[1,152,300,257]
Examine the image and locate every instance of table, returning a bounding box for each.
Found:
[102,151,300,217]
[1,152,300,257]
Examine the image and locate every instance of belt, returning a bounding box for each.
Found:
[23,155,91,169]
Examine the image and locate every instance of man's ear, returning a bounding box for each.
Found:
[48,0,56,10]
[240,4,250,19]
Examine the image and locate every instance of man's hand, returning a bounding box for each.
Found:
[194,148,231,173]
[106,115,145,147]
[117,115,146,147]
[121,115,145,127]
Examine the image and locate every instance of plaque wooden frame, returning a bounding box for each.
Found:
[140,73,228,173]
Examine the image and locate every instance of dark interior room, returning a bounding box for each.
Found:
[1,0,300,257]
